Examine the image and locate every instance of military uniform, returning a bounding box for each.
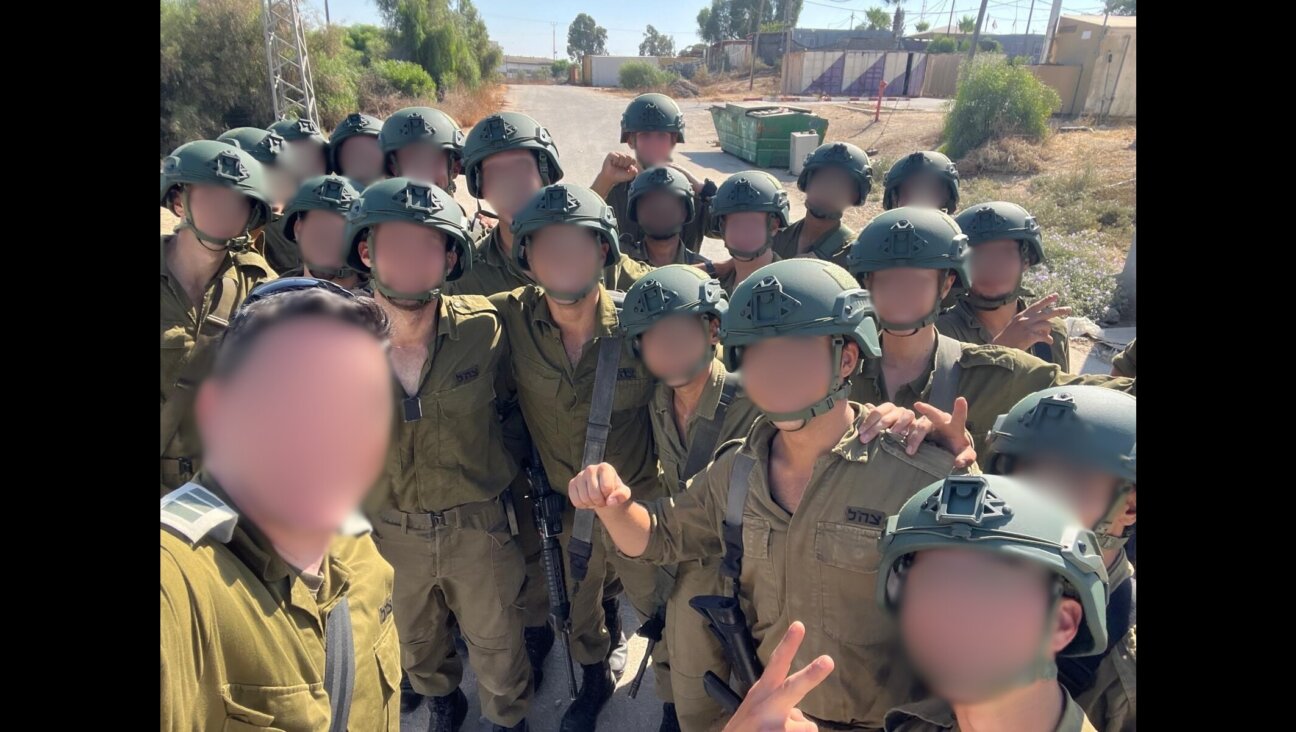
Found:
[448,225,652,298]
[160,236,275,492]
[278,264,371,291]
[607,179,711,253]
[1111,339,1136,378]
[850,341,1133,459]
[936,295,1071,372]
[719,252,782,296]
[634,407,958,728]
[255,214,301,273]
[648,359,762,732]
[883,691,1098,732]
[622,236,712,268]
[771,219,854,267]
[160,476,400,731]
[1072,550,1135,732]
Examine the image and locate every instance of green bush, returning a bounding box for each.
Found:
[551,59,573,79]
[942,55,1059,159]
[620,61,670,89]
[927,36,957,54]
[372,59,437,97]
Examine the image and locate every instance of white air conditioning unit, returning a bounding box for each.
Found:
[788,131,821,176]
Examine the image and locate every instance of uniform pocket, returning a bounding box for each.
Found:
[488,526,527,612]
[375,621,402,728]
[221,683,326,731]
[814,521,890,646]
[611,376,654,412]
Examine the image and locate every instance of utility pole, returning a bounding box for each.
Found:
[850,11,855,31]
[749,0,765,90]
[966,0,989,62]
[782,0,793,92]
[1025,0,1037,60]
[947,2,954,35]
[552,22,557,59]
[1039,0,1064,64]
[324,0,329,25]
[262,0,319,124]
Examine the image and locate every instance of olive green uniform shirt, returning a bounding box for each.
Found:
[622,237,713,269]
[256,213,301,274]
[277,265,371,292]
[490,284,660,496]
[885,687,1097,732]
[448,225,653,297]
[636,404,961,727]
[160,236,277,493]
[1111,339,1136,378]
[649,359,762,495]
[771,218,854,269]
[936,297,1071,372]
[366,295,519,515]
[849,340,1136,458]
[1075,549,1136,732]
[160,475,400,731]
[606,179,711,253]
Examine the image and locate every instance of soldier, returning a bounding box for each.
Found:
[1110,339,1135,378]
[449,112,642,687]
[773,142,872,268]
[985,386,1136,732]
[160,280,400,730]
[621,166,715,271]
[593,93,715,252]
[710,172,789,295]
[939,202,1071,371]
[330,112,385,187]
[490,183,665,731]
[270,116,330,180]
[619,266,762,731]
[882,151,960,213]
[217,126,300,272]
[277,174,367,291]
[161,140,277,493]
[379,106,465,194]
[568,258,974,730]
[343,178,532,732]
[845,207,1135,457]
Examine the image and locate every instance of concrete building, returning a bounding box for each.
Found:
[501,55,552,80]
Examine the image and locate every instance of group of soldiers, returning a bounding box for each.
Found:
[160,90,1138,732]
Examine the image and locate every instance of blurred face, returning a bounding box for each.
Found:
[637,189,688,239]
[196,317,392,533]
[338,135,384,185]
[867,268,953,329]
[294,210,349,272]
[266,167,297,212]
[741,335,858,429]
[1015,457,1133,534]
[805,167,857,214]
[723,211,775,257]
[630,131,676,167]
[899,549,1081,704]
[641,314,716,387]
[360,222,457,308]
[969,238,1027,300]
[287,139,328,178]
[393,144,451,189]
[897,172,948,209]
[482,149,544,223]
[527,225,607,302]
[184,184,253,239]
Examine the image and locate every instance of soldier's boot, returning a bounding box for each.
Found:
[492,721,529,732]
[426,688,468,732]
[524,624,555,691]
[603,596,628,680]
[659,703,681,732]
[400,673,424,715]
[559,662,615,732]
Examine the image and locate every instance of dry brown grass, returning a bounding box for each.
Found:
[957,137,1045,177]
[438,83,508,129]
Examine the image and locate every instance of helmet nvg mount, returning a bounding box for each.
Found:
[510,183,620,303]
[378,106,466,179]
[621,93,686,144]
[462,112,564,199]
[161,139,273,252]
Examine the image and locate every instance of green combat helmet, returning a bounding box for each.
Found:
[878,474,1109,693]
[621,93,686,143]
[797,141,873,206]
[722,259,880,425]
[282,175,362,280]
[510,183,619,302]
[378,106,465,179]
[882,151,960,212]
[710,171,791,260]
[462,112,564,198]
[270,117,327,145]
[986,386,1136,553]
[627,166,697,227]
[621,265,727,377]
[344,177,473,303]
[953,201,1045,309]
[328,113,383,173]
[847,206,971,332]
[161,139,272,252]
[217,127,287,167]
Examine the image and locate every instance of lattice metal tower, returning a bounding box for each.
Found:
[262,0,319,125]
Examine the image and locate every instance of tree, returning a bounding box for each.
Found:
[697,3,725,44]
[551,59,573,79]
[567,13,608,61]
[958,15,977,33]
[1107,0,1135,14]
[861,8,892,31]
[639,25,676,57]
[915,20,930,32]
[697,0,786,42]
[891,6,906,36]
[374,0,498,90]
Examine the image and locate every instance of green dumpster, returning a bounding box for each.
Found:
[709,102,829,168]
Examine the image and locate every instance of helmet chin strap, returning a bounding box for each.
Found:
[643,223,684,240]
[965,274,1029,311]
[805,204,844,221]
[760,336,850,431]
[725,232,774,262]
[368,236,443,305]
[176,188,256,253]
[1093,483,1134,553]
[304,261,358,282]
[879,275,949,333]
